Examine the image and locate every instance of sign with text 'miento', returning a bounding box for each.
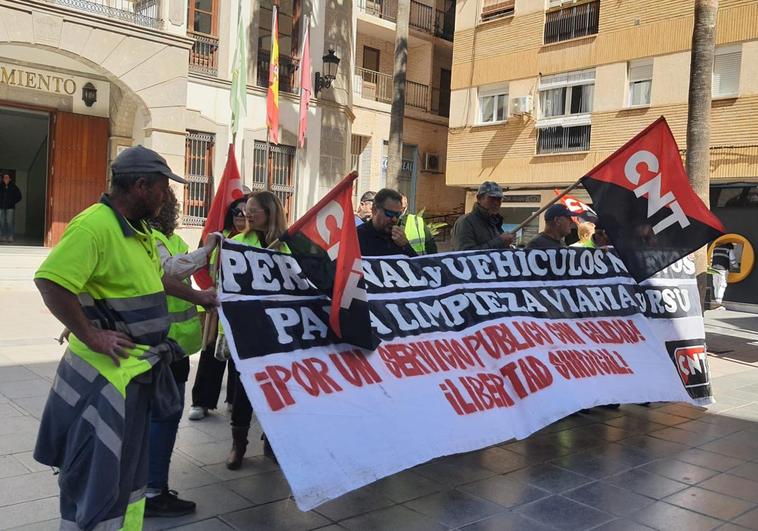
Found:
[218,240,710,511]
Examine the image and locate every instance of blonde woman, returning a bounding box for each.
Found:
[227,191,290,469]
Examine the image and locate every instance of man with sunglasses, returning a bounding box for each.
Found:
[357,188,417,257]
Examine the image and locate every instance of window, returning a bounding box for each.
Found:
[252,141,297,221]
[257,0,301,93]
[713,46,741,98]
[481,0,514,22]
[539,69,594,119]
[628,59,653,107]
[184,131,215,227]
[537,125,592,154]
[478,86,508,124]
[544,0,599,44]
[187,0,218,35]
[537,69,594,153]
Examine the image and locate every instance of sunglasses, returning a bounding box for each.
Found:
[383,209,402,219]
[232,208,245,217]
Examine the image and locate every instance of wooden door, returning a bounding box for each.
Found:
[47,112,109,246]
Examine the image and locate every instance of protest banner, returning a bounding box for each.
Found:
[218,242,711,511]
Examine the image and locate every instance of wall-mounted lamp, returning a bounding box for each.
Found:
[314,49,340,96]
[82,82,97,107]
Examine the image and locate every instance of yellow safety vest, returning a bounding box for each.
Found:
[35,197,167,396]
[404,214,427,254]
[152,229,203,356]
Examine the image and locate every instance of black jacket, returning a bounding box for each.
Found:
[0,181,21,210]
[357,221,417,257]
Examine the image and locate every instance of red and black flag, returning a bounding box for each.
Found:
[554,189,598,224]
[582,117,725,282]
[280,171,379,350]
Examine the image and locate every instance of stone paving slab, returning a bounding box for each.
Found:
[0,309,757,530]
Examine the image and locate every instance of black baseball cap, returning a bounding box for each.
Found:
[111,145,186,184]
[545,204,573,221]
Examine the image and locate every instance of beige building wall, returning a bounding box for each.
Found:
[447,0,758,191]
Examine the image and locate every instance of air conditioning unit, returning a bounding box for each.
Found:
[424,153,440,172]
[510,95,533,116]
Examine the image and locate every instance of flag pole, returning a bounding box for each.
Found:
[265,129,271,191]
[511,177,584,233]
[293,14,309,220]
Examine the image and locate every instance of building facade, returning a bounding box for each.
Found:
[447,0,758,240]
[351,0,465,216]
[0,0,353,246]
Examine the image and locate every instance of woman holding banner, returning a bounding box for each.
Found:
[189,197,249,421]
[226,191,290,470]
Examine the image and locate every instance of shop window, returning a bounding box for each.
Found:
[252,141,297,221]
[184,131,215,227]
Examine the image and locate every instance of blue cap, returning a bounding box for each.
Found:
[111,145,186,184]
[545,203,573,221]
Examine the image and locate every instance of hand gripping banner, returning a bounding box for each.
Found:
[218,244,712,511]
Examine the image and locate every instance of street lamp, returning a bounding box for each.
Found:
[82,82,97,107]
[314,49,340,96]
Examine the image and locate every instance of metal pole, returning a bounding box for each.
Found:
[265,128,271,191]
[511,177,584,233]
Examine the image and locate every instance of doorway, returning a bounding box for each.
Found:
[0,106,49,246]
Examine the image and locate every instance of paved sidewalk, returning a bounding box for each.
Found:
[2,290,758,530]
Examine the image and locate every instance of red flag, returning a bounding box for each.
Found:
[582,117,725,281]
[194,144,245,289]
[280,171,378,349]
[554,189,597,224]
[297,21,311,148]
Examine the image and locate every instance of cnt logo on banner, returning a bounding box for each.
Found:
[218,241,711,511]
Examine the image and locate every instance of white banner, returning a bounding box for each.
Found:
[218,242,710,511]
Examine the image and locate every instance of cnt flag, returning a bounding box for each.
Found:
[193,144,245,289]
[554,189,598,224]
[582,117,725,282]
[266,4,280,144]
[279,171,379,350]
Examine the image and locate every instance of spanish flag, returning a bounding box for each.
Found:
[266,4,280,144]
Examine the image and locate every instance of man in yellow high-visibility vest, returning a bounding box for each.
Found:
[33,146,217,531]
[399,193,437,255]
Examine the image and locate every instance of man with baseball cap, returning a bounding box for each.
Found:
[452,181,515,251]
[33,145,217,530]
[527,203,574,249]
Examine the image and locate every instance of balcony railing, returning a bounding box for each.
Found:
[544,0,599,45]
[256,51,298,94]
[355,67,393,104]
[357,0,398,22]
[354,67,450,117]
[188,32,219,77]
[537,125,592,154]
[406,79,429,110]
[357,0,452,40]
[434,8,455,41]
[46,0,162,29]
[409,0,434,33]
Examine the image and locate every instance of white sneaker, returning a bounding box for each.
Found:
[188,406,208,420]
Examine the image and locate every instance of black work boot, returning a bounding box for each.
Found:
[226,425,249,470]
[144,488,196,517]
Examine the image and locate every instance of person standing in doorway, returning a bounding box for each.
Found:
[0,172,22,243]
